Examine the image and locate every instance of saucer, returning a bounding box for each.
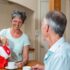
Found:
[5,66,18,69]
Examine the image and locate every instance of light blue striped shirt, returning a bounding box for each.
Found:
[44,37,70,70]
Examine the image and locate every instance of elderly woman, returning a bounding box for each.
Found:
[0,10,30,68]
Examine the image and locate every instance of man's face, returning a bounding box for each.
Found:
[41,18,49,48]
[41,18,48,39]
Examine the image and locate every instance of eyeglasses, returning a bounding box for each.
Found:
[12,20,22,24]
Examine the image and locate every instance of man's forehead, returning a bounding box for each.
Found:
[42,18,48,25]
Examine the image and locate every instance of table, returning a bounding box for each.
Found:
[0,60,43,70]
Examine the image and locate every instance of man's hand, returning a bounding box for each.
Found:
[32,64,44,70]
[16,62,23,68]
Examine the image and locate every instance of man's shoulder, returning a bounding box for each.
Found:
[55,42,70,58]
[62,42,70,52]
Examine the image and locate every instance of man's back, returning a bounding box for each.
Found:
[44,37,70,70]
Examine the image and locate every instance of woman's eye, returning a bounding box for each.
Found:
[13,20,22,23]
[13,20,17,23]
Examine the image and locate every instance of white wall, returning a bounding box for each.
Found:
[65,0,70,43]
[35,0,49,62]
[8,0,37,11]
[61,0,66,13]
[61,0,70,43]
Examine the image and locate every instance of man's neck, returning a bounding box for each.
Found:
[49,35,61,48]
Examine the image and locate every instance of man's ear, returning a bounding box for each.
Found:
[46,25,49,32]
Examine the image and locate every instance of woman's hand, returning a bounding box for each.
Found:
[0,36,8,46]
[16,62,23,68]
[32,64,44,70]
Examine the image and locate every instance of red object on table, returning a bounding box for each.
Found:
[0,45,10,68]
[0,56,8,68]
[3,45,10,55]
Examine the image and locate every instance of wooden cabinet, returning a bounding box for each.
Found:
[49,0,61,11]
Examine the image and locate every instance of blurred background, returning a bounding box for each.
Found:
[0,0,70,63]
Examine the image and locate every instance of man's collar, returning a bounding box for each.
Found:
[49,37,65,53]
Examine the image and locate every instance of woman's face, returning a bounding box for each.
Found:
[11,17,23,30]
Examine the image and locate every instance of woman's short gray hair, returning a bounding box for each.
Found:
[11,10,27,23]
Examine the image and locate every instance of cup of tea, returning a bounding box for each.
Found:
[7,62,16,68]
[23,66,31,70]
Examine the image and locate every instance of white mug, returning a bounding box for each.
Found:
[23,66,31,70]
[8,62,16,68]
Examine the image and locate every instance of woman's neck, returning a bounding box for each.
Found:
[10,28,23,38]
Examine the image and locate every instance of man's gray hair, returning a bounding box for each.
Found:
[45,11,67,37]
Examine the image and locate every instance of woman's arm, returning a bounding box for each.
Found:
[16,45,29,68]
[22,45,29,65]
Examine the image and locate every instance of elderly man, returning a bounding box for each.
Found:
[32,11,70,70]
